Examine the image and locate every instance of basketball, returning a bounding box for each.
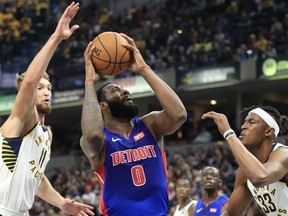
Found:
[91,31,132,76]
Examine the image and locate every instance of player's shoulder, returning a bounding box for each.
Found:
[270,143,288,160]
[273,143,288,151]
[220,194,230,201]
[192,199,198,204]
[141,111,161,128]
[46,126,53,141]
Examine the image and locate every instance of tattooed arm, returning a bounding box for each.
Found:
[80,42,105,171]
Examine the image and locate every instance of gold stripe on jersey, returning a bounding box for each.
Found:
[2,139,18,172]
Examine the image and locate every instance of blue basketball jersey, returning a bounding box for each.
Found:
[194,195,229,216]
[94,118,169,216]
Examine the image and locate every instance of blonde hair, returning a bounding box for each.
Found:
[15,71,50,91]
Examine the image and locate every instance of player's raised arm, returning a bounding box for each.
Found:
[80,42,105,171]
[3,2,80,137]
[121,33,187,139]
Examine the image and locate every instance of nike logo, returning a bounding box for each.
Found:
[112,137,122,142]
[196,208,203,213]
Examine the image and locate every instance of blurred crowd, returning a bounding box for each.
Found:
[1,0,288,91]
[0,0,48,64]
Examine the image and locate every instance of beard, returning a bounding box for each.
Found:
[36,103,52,115]
[107,100,139,119]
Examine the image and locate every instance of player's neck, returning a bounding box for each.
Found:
[246,141,272,163]
[179,197,192,209]
[38,112,46,126]
[203,191,219,206]
[105,119,134,139]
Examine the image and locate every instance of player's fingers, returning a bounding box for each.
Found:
[70,24,80,33]
[120,33,136,46]
[84,208,95,215]
[62,2,74,18]
[82,204,94,210]
[201,111,215,119]
[78,211,88,216]
[120,33,130,40]
[85,41,93,53]
[70,3,80,18]
[69,1,76,7]
[84,42,95,60]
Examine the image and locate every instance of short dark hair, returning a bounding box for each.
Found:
[241,105,288,134]
[176,177,192,187]
[202,165,222,179]
[16,71,50,92]
[96,83,112,102]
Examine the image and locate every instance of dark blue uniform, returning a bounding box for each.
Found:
[194,195,229,216]
[94,118,169,216]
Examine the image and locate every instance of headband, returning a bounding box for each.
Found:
[249,107,279,137]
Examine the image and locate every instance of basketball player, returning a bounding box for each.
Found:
[173,178,197,216]
[202,106,288,215]
[80,34,187,215]
[0,2,94,215]
[193,166,229,216]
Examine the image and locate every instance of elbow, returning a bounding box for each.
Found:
[87,132,103,144]
[82,129,103,142]
[248,173,269,188]
[167,109,187,134]
[176,108,187,125]
[168,108,187,130]
[80,135,104,158]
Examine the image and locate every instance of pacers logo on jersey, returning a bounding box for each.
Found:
[1,137,21,173]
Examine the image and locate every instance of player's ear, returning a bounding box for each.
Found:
[265,127,275,137]
[218,179,223,188]
[99,101,107,109]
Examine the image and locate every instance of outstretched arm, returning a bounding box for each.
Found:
[202,111,288,187]
[121,33,187,141]
[3,2,80,137]
[36,175,94,215]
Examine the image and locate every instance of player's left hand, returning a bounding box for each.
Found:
[55,2,80,40]
[60,198,95,216]
[84,41,101,84]
[202,111,231,135]
[120,33,149,74]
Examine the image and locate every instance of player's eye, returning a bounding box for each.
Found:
[112,87,120,92]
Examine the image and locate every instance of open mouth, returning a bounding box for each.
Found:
[239,132,245,139]
[124,96,132,102]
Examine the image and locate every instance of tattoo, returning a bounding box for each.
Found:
[81,85,103,134]
[85,86,97,113]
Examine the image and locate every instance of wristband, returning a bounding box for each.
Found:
[225,133,236,140]
[223,129,235,140]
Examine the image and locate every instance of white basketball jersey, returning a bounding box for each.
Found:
[247,143,288,216]
[0,123,51,215]
[174,200,197,216]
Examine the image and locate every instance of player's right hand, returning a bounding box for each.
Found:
[84,41,101,84]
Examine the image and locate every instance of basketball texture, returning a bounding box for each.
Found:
[91,32,132,76]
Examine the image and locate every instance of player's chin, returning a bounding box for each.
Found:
[239,136,245,143]
[240,138,250,146]
[178,192,185,197]
[37,104,52,114]
[125,100,133,104]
